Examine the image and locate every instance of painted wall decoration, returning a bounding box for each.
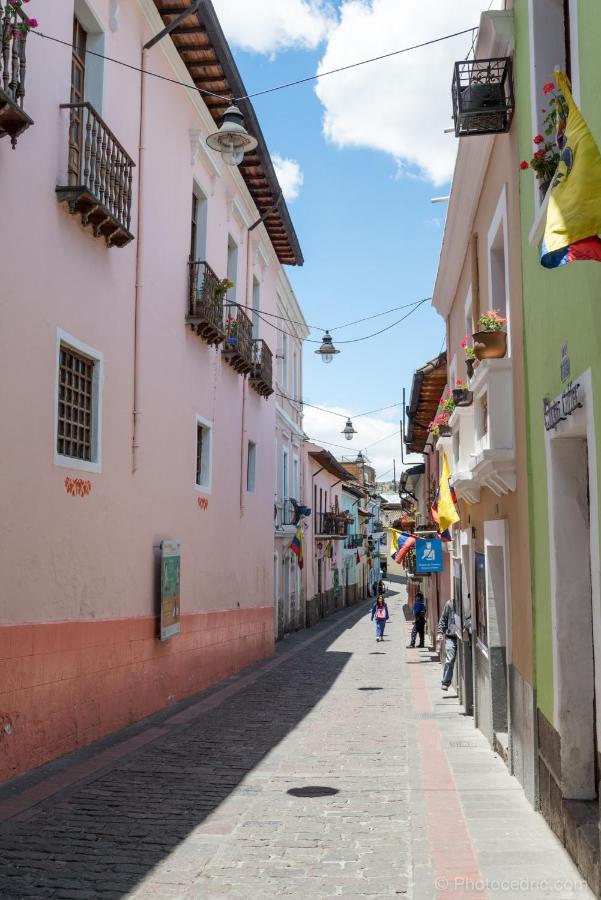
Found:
[197,496,209,509]
[64,477,92,497]
[160,540,181,641]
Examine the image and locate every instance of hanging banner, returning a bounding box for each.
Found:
[160,540,181,641]
[415,537,443,574]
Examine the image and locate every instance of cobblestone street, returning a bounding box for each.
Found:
[0,582,593,899]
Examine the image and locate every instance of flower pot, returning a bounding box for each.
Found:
[228,334,238,347]
[438,425,452,437]
[472,330,507,360]
[452,389,473,408]
[466,358,475,380]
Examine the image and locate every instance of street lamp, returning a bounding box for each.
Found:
[341,418,357,441]
[314,331,339,365]
[206,105,258,167]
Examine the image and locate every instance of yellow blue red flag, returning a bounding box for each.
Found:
[542,72,601,267]
[290,526,303,570]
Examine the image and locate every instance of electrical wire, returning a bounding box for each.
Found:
[234,27,479,101]
[33,24,479,107]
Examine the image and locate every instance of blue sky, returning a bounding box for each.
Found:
[214,0,492,476]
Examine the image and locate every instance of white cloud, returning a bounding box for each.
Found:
[303,404,421,480]
[212,0,335,54]
[272,155,304,201]
[314,0,492,185]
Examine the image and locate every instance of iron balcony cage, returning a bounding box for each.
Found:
[452,57,514,138]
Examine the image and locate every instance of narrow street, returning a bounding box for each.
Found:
[0,581,589,900]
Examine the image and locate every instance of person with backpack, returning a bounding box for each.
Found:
[371,594,389,642]
[407,591,426,648]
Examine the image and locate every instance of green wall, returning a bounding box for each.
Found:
[514,0,601,720]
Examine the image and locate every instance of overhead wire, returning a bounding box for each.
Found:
[33,25,479,106]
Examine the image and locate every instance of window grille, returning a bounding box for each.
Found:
[57,344,94,460]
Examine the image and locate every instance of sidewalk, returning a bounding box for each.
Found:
[0,583,593,898]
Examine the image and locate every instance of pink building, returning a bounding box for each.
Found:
[0,0,304,781]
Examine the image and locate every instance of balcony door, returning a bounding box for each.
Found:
[69,18,87,183]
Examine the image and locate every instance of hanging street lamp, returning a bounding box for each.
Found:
[341,418,357,441]
[315,331,340,365]
[206,105,258,167]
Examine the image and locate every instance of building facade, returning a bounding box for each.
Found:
[514,0,601,879]
[0,0,303,782]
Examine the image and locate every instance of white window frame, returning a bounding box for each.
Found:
[528,0,580,217]
[226,235,238,304]
[74,0,106,113]
[282,447,289,501]
[292,454,299,501]
[247,440,257,493]
[486,184,511,358]
[464,286,473,345]
[191,180,208,261]
[54,328,103,474]
[281,331,289,392]
[194,414,213,493]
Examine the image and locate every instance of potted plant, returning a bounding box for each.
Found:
[519,81,568,194]
[461,336,477,379]
[225,313,238,346]
[428,412,451,438]
[473,309,507,360]
[452,378,473,407]
[440,389,456,416]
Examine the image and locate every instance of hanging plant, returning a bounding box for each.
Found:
[519,81,568,187]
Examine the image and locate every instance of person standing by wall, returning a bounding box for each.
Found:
[437,597,458,691]
[407,591,426,648]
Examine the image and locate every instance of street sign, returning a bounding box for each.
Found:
[415,538,443,574]
[160,540,181,641]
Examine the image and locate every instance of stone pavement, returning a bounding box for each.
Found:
[0,582,593,899]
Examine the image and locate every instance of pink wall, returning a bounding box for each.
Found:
[0,0,301,779]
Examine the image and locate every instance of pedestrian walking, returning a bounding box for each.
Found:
[371,595,389,642]
[436,597,459,691]
[406,591,426,648]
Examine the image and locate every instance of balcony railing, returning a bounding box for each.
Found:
[315,512,349,538]
[0,0,34,146]
[55,102,135,248]
[187,260,226,346]
[344,533,364,550]
[249,339,274,398]
[275,498,297,529]
[222,304,253,375]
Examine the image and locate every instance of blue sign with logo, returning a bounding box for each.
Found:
[415,538,443,574]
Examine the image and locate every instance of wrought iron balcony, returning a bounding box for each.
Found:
[344,533,364,551]
[56,102,135,248]
[187,260,226,346]
[249,339,273,398]
[315,512,349,538]
[0,0,34,146]
[452,57,514,138]
[222,304,253,375]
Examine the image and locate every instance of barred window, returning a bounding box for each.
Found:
[57,344,95,461]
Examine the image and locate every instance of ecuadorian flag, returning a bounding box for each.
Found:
[389,530,416,564]
[290,526,303,570]
[542,72,601,268]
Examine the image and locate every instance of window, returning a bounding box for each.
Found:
[292,456,299,501]
[55,331,102,472]
[247,441,256,492]
[282,449,289,501]
[190,186,207,261]
[487,187,510,351]
[252,276,260,340]
[73,1,105,111]
[195,416,212,490]
[281,332,288,391]
[69,18,87,178]
[292,348,298,400]
[227,237,238,303]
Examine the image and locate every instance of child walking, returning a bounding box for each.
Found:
[371,595,389,642]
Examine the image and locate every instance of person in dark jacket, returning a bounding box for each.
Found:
[407,591,426,648]
[437,598,458,690]
[371,595,389,642]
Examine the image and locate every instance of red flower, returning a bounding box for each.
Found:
[29,17,38,27]
[534,149,545,159]
[533,134,544,145]
[519,160,529,170]
[543,82,555,95]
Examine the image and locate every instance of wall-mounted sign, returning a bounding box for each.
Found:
[160,540,181,641]
[543,381,582,432]
[560,342,571,383]
[415,538,443,574]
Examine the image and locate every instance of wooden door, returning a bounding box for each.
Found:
[69,18,87,182]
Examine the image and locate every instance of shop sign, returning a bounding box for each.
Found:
[543,381,582,432]
[160,540,181,641]
[415,538,443,574]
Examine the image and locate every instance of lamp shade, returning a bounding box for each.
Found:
[206,105,258,166]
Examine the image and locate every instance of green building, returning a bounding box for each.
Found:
[515,0,601,887]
